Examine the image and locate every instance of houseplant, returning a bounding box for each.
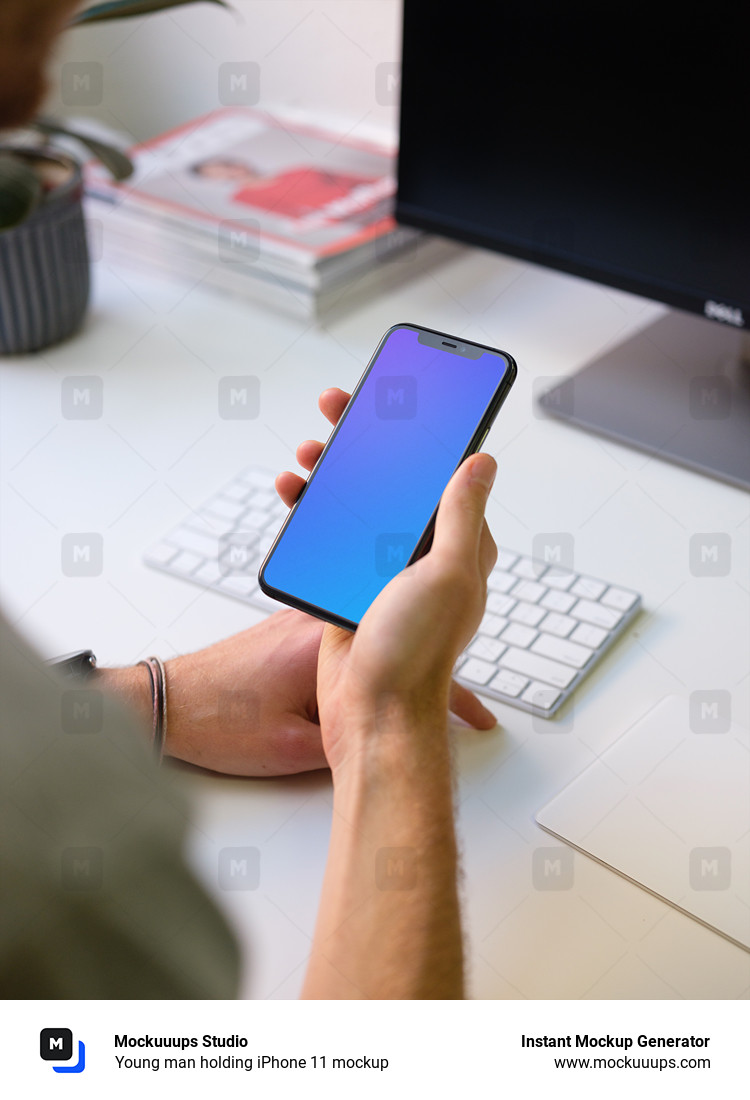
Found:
[0,0,228,354]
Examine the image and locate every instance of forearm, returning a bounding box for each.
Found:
[302,708,463,999]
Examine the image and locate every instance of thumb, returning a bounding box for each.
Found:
[430,453,496,568]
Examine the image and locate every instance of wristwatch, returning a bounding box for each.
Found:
[48,650,97,679]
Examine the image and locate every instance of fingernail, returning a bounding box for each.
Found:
[470,454,497,490]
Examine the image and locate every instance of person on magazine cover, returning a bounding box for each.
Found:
[191,156,385,226]
[0,0,498,1000]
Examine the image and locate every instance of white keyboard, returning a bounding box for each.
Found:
[145,465,641,718]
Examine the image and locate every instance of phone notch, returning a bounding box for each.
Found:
[417,329,485,359]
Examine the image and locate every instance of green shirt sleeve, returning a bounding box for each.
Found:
[0,613,240,998]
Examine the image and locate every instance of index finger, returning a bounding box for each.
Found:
[319,388,351,427]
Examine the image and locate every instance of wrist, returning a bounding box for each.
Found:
[328,692,453,795]
[94,664,154,731]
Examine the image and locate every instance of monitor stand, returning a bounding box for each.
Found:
[537,310,750,491]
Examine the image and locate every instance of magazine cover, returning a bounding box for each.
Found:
[87,108,401,261]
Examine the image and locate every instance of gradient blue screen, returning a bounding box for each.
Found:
[262,326,510,624]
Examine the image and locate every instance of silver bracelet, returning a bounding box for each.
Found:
[137,656,168,762]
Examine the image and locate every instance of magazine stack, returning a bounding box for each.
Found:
[86,108,419,318]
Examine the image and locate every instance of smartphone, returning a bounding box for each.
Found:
[258,323,516,630]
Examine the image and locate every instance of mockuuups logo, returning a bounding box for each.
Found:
[40,1029,86,1073]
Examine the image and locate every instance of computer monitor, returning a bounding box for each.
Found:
[395,4,750,490]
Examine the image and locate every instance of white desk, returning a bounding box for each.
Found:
[1,241,748,999]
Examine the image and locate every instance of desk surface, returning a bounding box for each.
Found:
[1,241,748,999]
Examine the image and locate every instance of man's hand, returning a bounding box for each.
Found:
[164,610,329,775]
[96,609,327,776]
[317,449,497,775]
[276,386,498,774]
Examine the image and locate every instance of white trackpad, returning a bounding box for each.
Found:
[535,695,750,951]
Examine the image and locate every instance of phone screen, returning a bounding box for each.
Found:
[260,325,514,627]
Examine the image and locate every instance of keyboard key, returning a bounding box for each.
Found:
[540,568,576,590]
[204,496,247,521]
[167,526,219,558]
[570,622,608,648]
[512,556,540,579]
[487,592,516,616]
[478,612,507,637]
[468,636,506,663]
[188,513,226,535]
[248,490,277,510]
[570,576,606,600]
[193,560,223,584]
[146,542,179,566]
[496,549,518,571]
[459,657,497,685]
[499,647,577,689]
[509,602,546,627]
[511,579,546,603]
[243,508,276,530]
[538,612,576,638]
[488,570,517,593]
[168,549,204,575]
[241,468,276,488]
[540,589,577,614]
[488,668,528,697]
[218,573,256,596]
[600,586,638,611]
[531,633,593,669]
[571,598,623,630]
[521,681,561,711]
[500,622,538,648]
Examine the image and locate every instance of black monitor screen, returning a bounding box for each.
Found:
[396,4,749,327]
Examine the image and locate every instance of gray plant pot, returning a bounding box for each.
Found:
[0,148,90,355]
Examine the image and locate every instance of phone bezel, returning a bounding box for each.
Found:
[257,322,517,631]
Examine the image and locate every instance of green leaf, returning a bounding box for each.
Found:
[33,118,134,181]
[0,153,44,231]
[71,0,230,25]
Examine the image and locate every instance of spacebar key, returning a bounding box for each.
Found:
[499,647,577,689]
